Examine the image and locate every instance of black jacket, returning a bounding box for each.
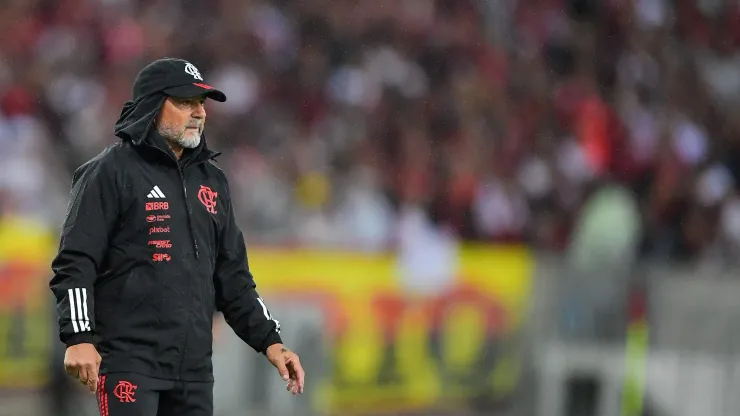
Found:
[50,93,282,382]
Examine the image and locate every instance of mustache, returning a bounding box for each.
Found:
[186,121,203,129]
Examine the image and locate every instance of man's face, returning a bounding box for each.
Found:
[156,96,207,149]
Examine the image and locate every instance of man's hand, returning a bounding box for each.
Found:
[64,343,102,393]
[266,343,305,395]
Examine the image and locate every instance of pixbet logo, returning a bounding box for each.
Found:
[153,253,171,262]
[148,240,172,248]
[149,226,170,235]
[146,202,169,211]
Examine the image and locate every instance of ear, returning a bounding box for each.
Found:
[155,98,170,125]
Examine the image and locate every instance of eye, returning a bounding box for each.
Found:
[173,98,205,108]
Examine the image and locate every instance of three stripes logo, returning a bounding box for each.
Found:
[147,186,166,199]
[257,297,281,334]
[68,288,91,333]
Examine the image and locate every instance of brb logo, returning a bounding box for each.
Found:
[184,62,203,81]
[146,202,169,211]
[198,185,218,214]
[153,253,171,262]
[113,380,137,403]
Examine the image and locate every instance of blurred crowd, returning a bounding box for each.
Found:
[1,0,740,262]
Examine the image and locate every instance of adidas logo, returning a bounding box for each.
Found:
[147,186,166,199]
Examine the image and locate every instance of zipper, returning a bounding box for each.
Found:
[140,137,208,381]
[146,142,200,259]
[176,321,190,382]
[177,164,200,259]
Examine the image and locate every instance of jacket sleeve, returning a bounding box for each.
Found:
[214,178,282,354]
[49,157,119,347]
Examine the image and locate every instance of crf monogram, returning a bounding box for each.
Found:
[113,380,137,403]
[198,185,218,214]
[184,62,203,81]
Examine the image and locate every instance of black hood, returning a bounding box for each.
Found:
[113,93,166,144]
[113,93,219,164]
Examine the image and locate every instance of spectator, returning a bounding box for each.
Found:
[0,0,739,264]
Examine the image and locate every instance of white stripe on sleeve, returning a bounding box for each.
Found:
[74,288,84,328]
[68,288,79,333]
[81,288,89,322]
[257,297,281,334]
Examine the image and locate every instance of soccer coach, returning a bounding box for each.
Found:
[49,58,305,415]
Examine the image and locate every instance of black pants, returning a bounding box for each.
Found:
[97,373,213,416]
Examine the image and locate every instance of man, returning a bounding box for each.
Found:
[49,57,305,416]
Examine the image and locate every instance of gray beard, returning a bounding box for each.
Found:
[158,127,201,149]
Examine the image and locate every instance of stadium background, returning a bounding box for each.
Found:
[2,0,740,415]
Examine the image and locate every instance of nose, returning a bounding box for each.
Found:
[192,101,206,119]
